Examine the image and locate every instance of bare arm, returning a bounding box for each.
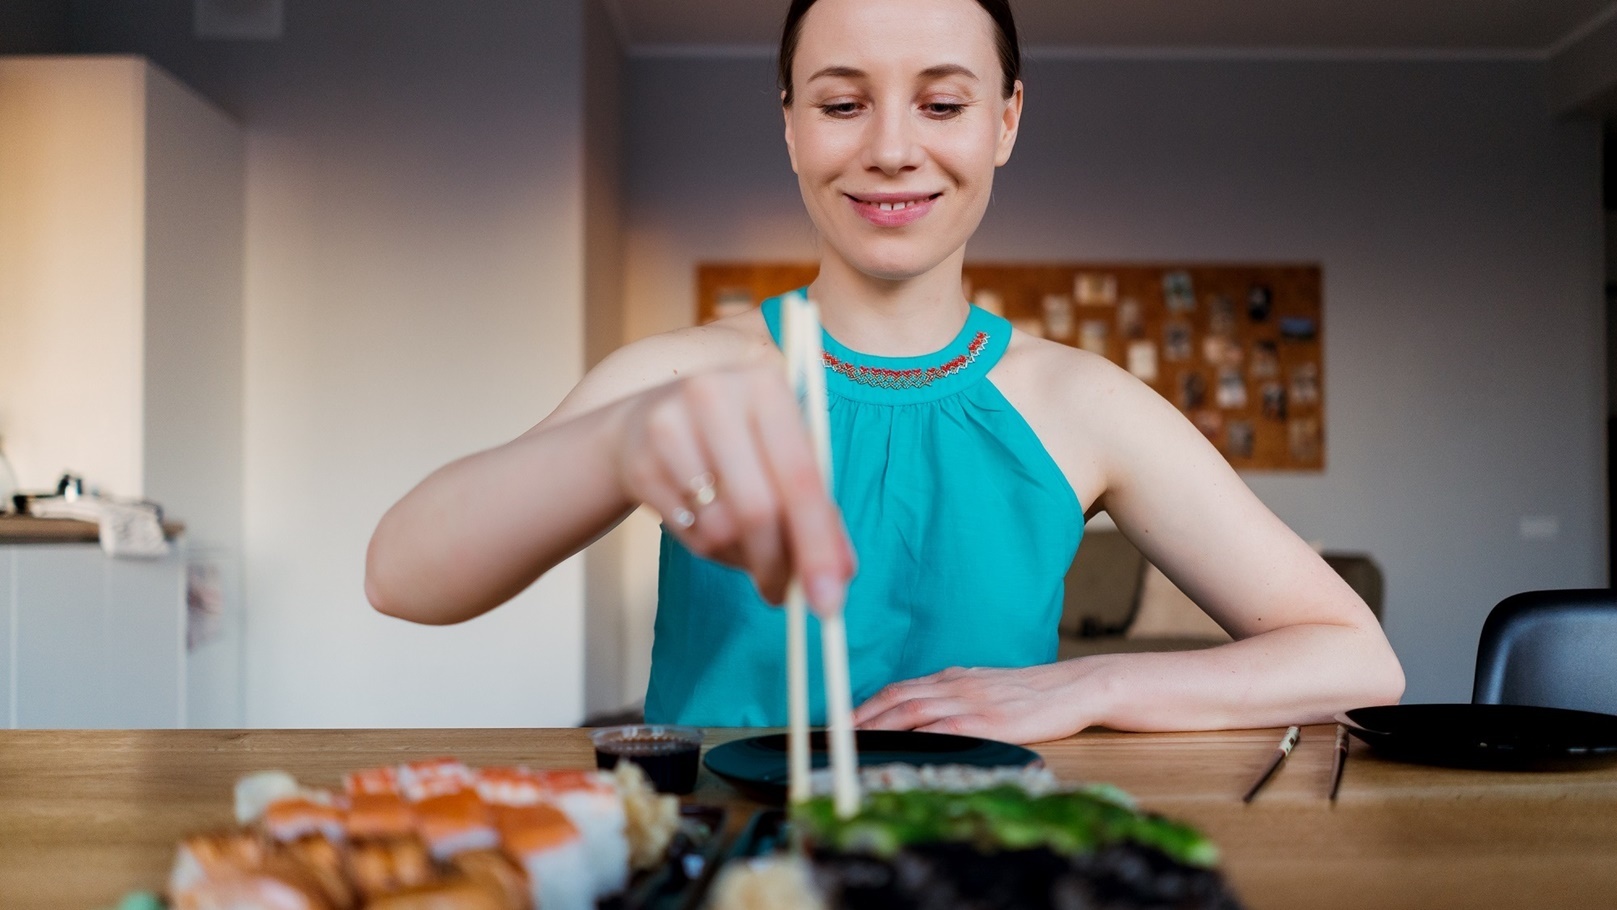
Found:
[365,393,640,625]
[1078,355,1404,730]
[856,348,1403,742]
[365,320,855,625]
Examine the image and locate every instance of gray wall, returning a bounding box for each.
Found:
[0,0,70,53]
[624,54,1607,705]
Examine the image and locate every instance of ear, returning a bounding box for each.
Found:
[783,93,799,174]
[993,80,1024,167]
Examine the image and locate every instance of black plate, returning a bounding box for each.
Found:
[609,804,727,910]
[703,729,1042,803]
[1338,703,1617,770]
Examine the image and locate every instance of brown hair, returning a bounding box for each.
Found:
[778,0,1022,105]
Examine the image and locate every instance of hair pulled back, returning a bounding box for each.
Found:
[778,0,1021,105]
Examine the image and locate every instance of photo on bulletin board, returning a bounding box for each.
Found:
[695,261,1326,471]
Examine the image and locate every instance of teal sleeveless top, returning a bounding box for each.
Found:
[644,292,1085,726]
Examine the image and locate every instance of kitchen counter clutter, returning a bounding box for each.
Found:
[0,514,185,543]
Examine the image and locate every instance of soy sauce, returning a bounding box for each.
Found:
[595,734,701,794]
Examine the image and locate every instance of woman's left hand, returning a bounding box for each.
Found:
[852,662,1107,745]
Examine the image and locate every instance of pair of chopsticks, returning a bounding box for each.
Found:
[780,289,861,819]
[1240,724,1350,803]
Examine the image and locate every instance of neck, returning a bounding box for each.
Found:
[807,248,972,357]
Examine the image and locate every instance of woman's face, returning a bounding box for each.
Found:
[784,0,1022,284]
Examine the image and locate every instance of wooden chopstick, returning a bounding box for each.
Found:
[1328,723,1348,802]
[781,296,812,806]
[1241,725,1300,803]
[781,290,861,818]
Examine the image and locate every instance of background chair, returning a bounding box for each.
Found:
[1472,589,1617,716]
[1058,529,1384,660]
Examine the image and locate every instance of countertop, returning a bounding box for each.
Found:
[0,514,185,543]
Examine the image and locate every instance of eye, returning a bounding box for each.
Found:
[816,101,863,119]
[922,102,967,119]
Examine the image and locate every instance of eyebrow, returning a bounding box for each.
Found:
[806,63,980,84]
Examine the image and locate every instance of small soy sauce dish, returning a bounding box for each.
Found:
[592,724,704,794]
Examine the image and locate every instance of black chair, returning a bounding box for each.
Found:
[1472,589,1617,715]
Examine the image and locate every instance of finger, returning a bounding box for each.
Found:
[637,459,698,542]
[912,666,966,685]
[916,715,989,737]
[640,396,709,496]
[852,668,963,723]
[750,375,854,614]
[853,680,943,725]
[683,376,790,602]
[638,400,741,554]
[856,697,963,732]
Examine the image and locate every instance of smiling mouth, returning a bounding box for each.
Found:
[847,193,944,223]
[849,193,942,211]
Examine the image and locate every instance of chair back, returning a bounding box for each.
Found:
[1472,589,1617,715]
[1060,530,1146,638]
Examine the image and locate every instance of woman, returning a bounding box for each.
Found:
[366,0,1404,743]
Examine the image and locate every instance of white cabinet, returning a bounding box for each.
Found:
[0,55,245,617]
[0,57,246,728]
[1,543,187,728]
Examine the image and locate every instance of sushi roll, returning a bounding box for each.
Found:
[410,788,500,862]
[342,837,436,901]
[493,802,592,910]
[262,796,346,845]
[166,758,683,910]
[344,769,414,840]
[397,758,477,803]
[516,768,630,897]
[168,830,351,910]
[709,764,1242,910]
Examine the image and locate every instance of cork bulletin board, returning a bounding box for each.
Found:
[697,262,1324,471]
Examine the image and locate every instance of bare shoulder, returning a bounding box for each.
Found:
[995,332,1138,406]
[992,330,1171,437]
[538,309,777,427]
[989,329,1185,509]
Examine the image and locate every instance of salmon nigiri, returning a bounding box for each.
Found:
[495,802,591,910]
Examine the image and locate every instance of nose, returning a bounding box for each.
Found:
[863,103,923,176]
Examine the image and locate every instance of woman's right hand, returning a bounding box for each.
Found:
[613,361,855,615]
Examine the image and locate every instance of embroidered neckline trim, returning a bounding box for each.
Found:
[821,331,990,390]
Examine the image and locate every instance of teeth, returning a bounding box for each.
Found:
[875,200,916,211]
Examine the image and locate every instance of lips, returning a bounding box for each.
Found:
[847,192,941,227]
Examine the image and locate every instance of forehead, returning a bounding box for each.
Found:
[794,0,998,79]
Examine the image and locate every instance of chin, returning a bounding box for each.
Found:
[853,260,931,283]
[834,239,953,284]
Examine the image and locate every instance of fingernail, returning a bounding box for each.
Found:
[807,573,845,616]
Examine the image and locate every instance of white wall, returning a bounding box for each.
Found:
[75,2,591,727]
[142,62,244,554]
[622,54,1607,705]
[0,57,146,497]
[141,62,247,727]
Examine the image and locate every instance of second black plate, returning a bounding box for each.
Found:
[1338,703,1617,770]
[703,729,1042,803]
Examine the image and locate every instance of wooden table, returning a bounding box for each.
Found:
[1,725,1614,909]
